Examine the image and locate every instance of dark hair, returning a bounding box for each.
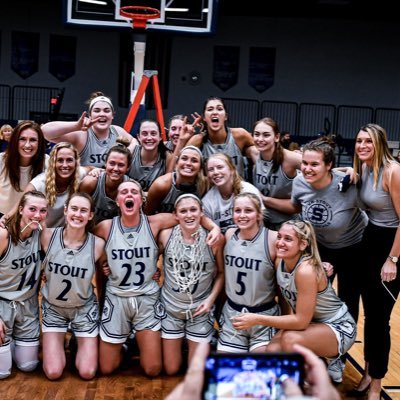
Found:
[85,91,107,105]
[253,117,284,173]
[302,135,336,168]
[105,138,132,165]
[2,121,46,191]
[6,190,47,245]
[201,97,229,141]
[138,119,170,160]
[65,192,95,232]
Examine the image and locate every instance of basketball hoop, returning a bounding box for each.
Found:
[120,5,160,30]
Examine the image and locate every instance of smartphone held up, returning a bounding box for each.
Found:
[202,352,305,400]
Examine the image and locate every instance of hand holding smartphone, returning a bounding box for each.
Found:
[202,352,305,400]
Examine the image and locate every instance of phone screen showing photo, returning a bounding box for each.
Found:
[202,352,304,400]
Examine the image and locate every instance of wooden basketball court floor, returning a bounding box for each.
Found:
[1,299,399,400]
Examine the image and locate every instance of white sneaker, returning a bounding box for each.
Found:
[327,357,345,384]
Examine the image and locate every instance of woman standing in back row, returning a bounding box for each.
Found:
[351,124,400,400]
[252,117,301,230]
[175,97,258,179]
[41,91,136,168]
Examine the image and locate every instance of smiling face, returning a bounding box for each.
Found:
[300,150,332,188]
[105,151,129,182]
[2,127,12,141]
[177,148,202,179]
[18,128,39,165]
[168,118,184,146]
[203,98,227,132]
[206,156,233,188]
[89,100,114,130]
[276,224,307,261]
[116,181,143,217]
[138,121,162,151]
[355,130,374,166]
[64,195,93,229]
[174,197,203,233]
[55,147,77,180]
[253,121,279,153]
[19,195,48,232]
[233,195,261,231]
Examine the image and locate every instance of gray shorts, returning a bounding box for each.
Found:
[161,305,215,342]
[323,308,357,356]
[41,295,99,337]
[217,301,280,352]
[100,290,164,344]
[0,295,39,345]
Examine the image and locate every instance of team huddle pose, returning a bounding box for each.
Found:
[1,95,399,400]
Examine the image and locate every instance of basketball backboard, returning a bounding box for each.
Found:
[63,0,219,35]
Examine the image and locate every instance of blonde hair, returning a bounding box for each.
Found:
[233,192,263,226]
[177,146,207,196]
[0,124,12,140]
[206,153,243,195]
[281,220,324,278]
[353,123,395,190]
[45,142,81,207]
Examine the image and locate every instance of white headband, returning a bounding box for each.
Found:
[89,96,114,112]
[174,193,202,209]
[179,145,203,159]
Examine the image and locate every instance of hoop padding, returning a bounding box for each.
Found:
[120,6,160,29]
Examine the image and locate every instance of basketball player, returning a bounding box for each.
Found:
[94,180,220,377]
[145,146,207,214]
[159,194,224,375]
[79,142,131,223]
[40,192,106,380]
[0,191,47,379]
[42,91,137,168]
[127,119,174,192]
[217,192,280,353]
[233,220,357,384]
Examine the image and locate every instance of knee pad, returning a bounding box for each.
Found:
[14,343,39,372]
[0,342,12,379]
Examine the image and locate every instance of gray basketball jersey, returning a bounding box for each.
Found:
[202,128,245,177]
[105,215,159,296]
[224,227,277,306]
[92,171,129,223]
[41,228,96,308]
[360,165,399,227]
[0,230,41,301]
[159,172,199,213]
[161,226,216,311]
[128,145,166,192]
[79,126,119,167]
[253,159,295,226]
[202,181,264,233]
[291,170,368,248]
[276,258,346,322]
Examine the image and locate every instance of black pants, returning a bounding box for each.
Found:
[318,240,364,323]
[361,223,400,379]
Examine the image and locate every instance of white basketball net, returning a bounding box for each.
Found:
[169,226,206,315]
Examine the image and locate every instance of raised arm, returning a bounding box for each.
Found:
[232,127,259,164]
[41,111,93,150]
